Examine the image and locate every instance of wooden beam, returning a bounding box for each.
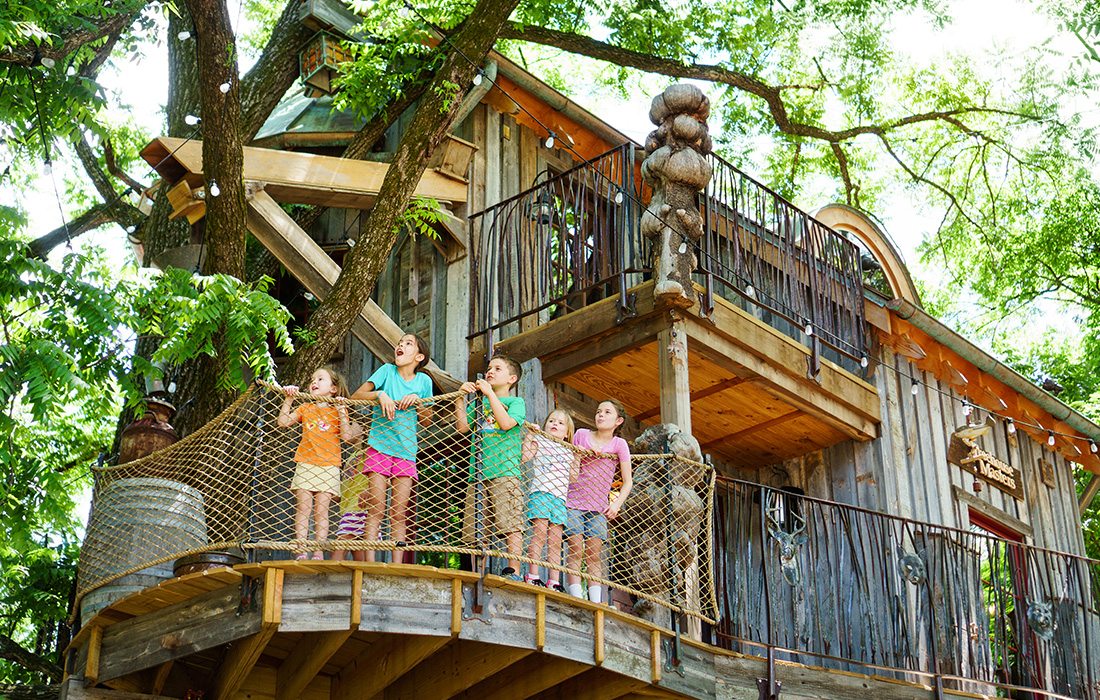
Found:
[245,189,459,390]
[209,626,277,700]
[658,321,692,434]
[84,625,103,688]
[700,410,802,450]
[332,634,451,700]
[381,639,532,699]
[635,376,753,422]
[650,630,661,684]
[451,578,463,636]
[149,661,172,695]
[276,630,354,700]
[451,655,588,700]
[535,593,546,651]
[541,315,668,383]
[529,668,646,700]
[687,321,877,441]
[593,609,605,667]
[494,281,659,365]
[210,568,282,700]
[140,136,468,208]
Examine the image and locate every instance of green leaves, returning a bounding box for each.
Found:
[140,269,294,392]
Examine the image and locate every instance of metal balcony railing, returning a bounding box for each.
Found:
[468,145,867,366]
[713,477,1100,699]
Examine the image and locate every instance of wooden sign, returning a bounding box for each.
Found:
[948,436,1024,500]
[1038,459,1056,489]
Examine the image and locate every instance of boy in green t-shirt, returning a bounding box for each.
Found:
[455,355,526,579]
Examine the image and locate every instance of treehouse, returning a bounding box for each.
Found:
[62,7,1100,700]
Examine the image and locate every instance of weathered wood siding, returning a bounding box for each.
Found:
[749,347,1087,558]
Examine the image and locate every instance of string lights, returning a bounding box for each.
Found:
[369,2,1100,460]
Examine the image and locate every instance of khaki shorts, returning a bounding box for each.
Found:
[290,462,340,496]
[462,477,522,542]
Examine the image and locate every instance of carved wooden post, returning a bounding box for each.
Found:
[641,84,713,305]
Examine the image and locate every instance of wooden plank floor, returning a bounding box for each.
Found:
[63,562,987,700]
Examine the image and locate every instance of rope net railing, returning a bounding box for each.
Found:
[77,384,717,623]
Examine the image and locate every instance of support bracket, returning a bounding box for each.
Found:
[757,648,781,700]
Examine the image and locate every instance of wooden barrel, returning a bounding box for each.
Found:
[173,551,245,577]
[80,478,207,622]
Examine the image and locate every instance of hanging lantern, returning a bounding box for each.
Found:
[299,31,352,95]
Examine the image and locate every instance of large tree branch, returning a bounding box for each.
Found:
[0,4,147,67]
[0,632,61,680]
[72,135,144,231]
[498,22,1047,144]
[0,684,59,700]
[26,203,115,259]
[239,0,316,141]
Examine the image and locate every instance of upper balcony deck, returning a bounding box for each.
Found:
[468,146,880,466]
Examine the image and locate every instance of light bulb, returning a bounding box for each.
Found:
[178,30,191,41]
[1048,431,1056,447]
[184,114,201,126]
[303,292,315,301]
[42,160,52,177]
[860,356,869,369]
[41,56,55,69]
[167,382,177,393]
[472,71,483,86]
[911,381,919,396]
[208,180,220,197]
[1091,440,1097,454]
[1007,419,1016,435]
[804,324,814,337]
[219,82,231,94]
[962,401,972,418]
[545,133,555,149]
[745,285,754,297]
[346,238,356,247]
[614,190,624,204]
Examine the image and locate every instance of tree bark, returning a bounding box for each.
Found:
[0,632,61,680]
[27,204,115,259]
[283,0,521,383]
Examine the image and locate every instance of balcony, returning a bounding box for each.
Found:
[65,385,1099,699]
[469,146,879,465]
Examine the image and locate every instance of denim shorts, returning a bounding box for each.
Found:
[564,508,608,540]
[527,490,567,526]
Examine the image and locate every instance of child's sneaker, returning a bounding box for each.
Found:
[524,573,544,586]
[549,581,566,593]
[501,567,522,581]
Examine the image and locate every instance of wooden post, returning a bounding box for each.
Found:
[658,318,692,434]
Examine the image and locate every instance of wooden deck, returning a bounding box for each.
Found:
[62,561,981,700]
[495,282,880,468]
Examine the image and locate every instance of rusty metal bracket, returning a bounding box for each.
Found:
[463,562,492,623]
[756,648,781,699]
[662,614,685,677]
[237,575,259,617]
[806,333,821,382]
[616,290,637,324]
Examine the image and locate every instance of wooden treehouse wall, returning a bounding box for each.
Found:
[734,345,1086,558]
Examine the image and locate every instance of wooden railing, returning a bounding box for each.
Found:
[468,146,867,366]
[711,477,1100,699]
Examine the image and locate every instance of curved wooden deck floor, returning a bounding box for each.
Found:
[62,561,980,700]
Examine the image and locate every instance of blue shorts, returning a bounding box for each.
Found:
[527,491,566,526]
[565,508,607,540]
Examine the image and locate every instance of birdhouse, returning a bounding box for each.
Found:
[299,31,351,95]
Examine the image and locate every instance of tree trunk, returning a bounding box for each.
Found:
[283,0,521,382]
